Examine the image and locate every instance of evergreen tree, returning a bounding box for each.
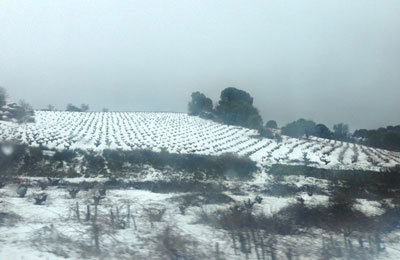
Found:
[188,92,213,116]
[215,87,263,129]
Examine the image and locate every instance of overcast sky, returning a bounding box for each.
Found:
[1,0,399,130]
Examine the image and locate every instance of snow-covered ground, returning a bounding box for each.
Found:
[1,111,400,259]
[1,170,400,259]
[0,111,399,171]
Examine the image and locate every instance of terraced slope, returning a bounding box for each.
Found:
[0,111,399,171]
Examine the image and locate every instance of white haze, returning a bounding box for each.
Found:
[1,0,399,130]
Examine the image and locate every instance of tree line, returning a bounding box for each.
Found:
[187,87,400,151]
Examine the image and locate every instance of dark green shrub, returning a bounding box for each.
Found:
[258,127,274,138]
[103,149,125,171]
[214,153,258,179]
[53,150,76,162]
[84,153,106,174]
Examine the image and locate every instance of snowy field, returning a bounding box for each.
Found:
[0,111,399,171]
[1,170,400,259]
[1,111,400,259]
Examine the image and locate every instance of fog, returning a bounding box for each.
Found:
[1,0,399,130]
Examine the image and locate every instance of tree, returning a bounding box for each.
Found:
[353,125,400,151]
[46,104,56,111]
[333,123,349,141]
[314,124,333,139]
[18,100,33,112]
[80,104,89,112]
[353,129,368,138]
[66,103,81,112]
[215,87,263,129]
[281,119,317,138]
[266,120,278,129]
[12,100,35,123]
[0,86,8,107]
[188,92,213,116]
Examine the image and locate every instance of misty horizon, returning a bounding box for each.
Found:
[1,0,399,130]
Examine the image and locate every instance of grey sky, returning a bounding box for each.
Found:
[1,0,399,130]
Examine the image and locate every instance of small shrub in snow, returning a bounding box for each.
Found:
[34,193,48,205]
[16,185,27,198]
[38,181,48,190]
[155,226,203,259]
[145,207,166,226]
[68,187,80,199]
[0,212,21,227]
[109,208,126,229]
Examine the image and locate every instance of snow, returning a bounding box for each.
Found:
[354,199,385,217]
[1,111,400,258]
[0,111,398,172]
[2,169,400,259]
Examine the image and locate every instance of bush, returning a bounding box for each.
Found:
[84,153,107,174]
[155,226,204,259]
[0,142,259,179]
[269,164,400,200]
[213,200,296,235]
[214,153,258,179]
[110,150,258,179]
[258,127,274,139]
[103,149,124,171]
[53,150,76,162]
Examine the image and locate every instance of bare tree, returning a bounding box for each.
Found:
[19,99,33,112]
[16,99,35,123]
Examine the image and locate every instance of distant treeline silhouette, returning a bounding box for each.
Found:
[188,87,399,151]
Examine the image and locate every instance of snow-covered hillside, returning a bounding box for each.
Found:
[0,111,399,171]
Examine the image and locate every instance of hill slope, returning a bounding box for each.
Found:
[1,111,399,171]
